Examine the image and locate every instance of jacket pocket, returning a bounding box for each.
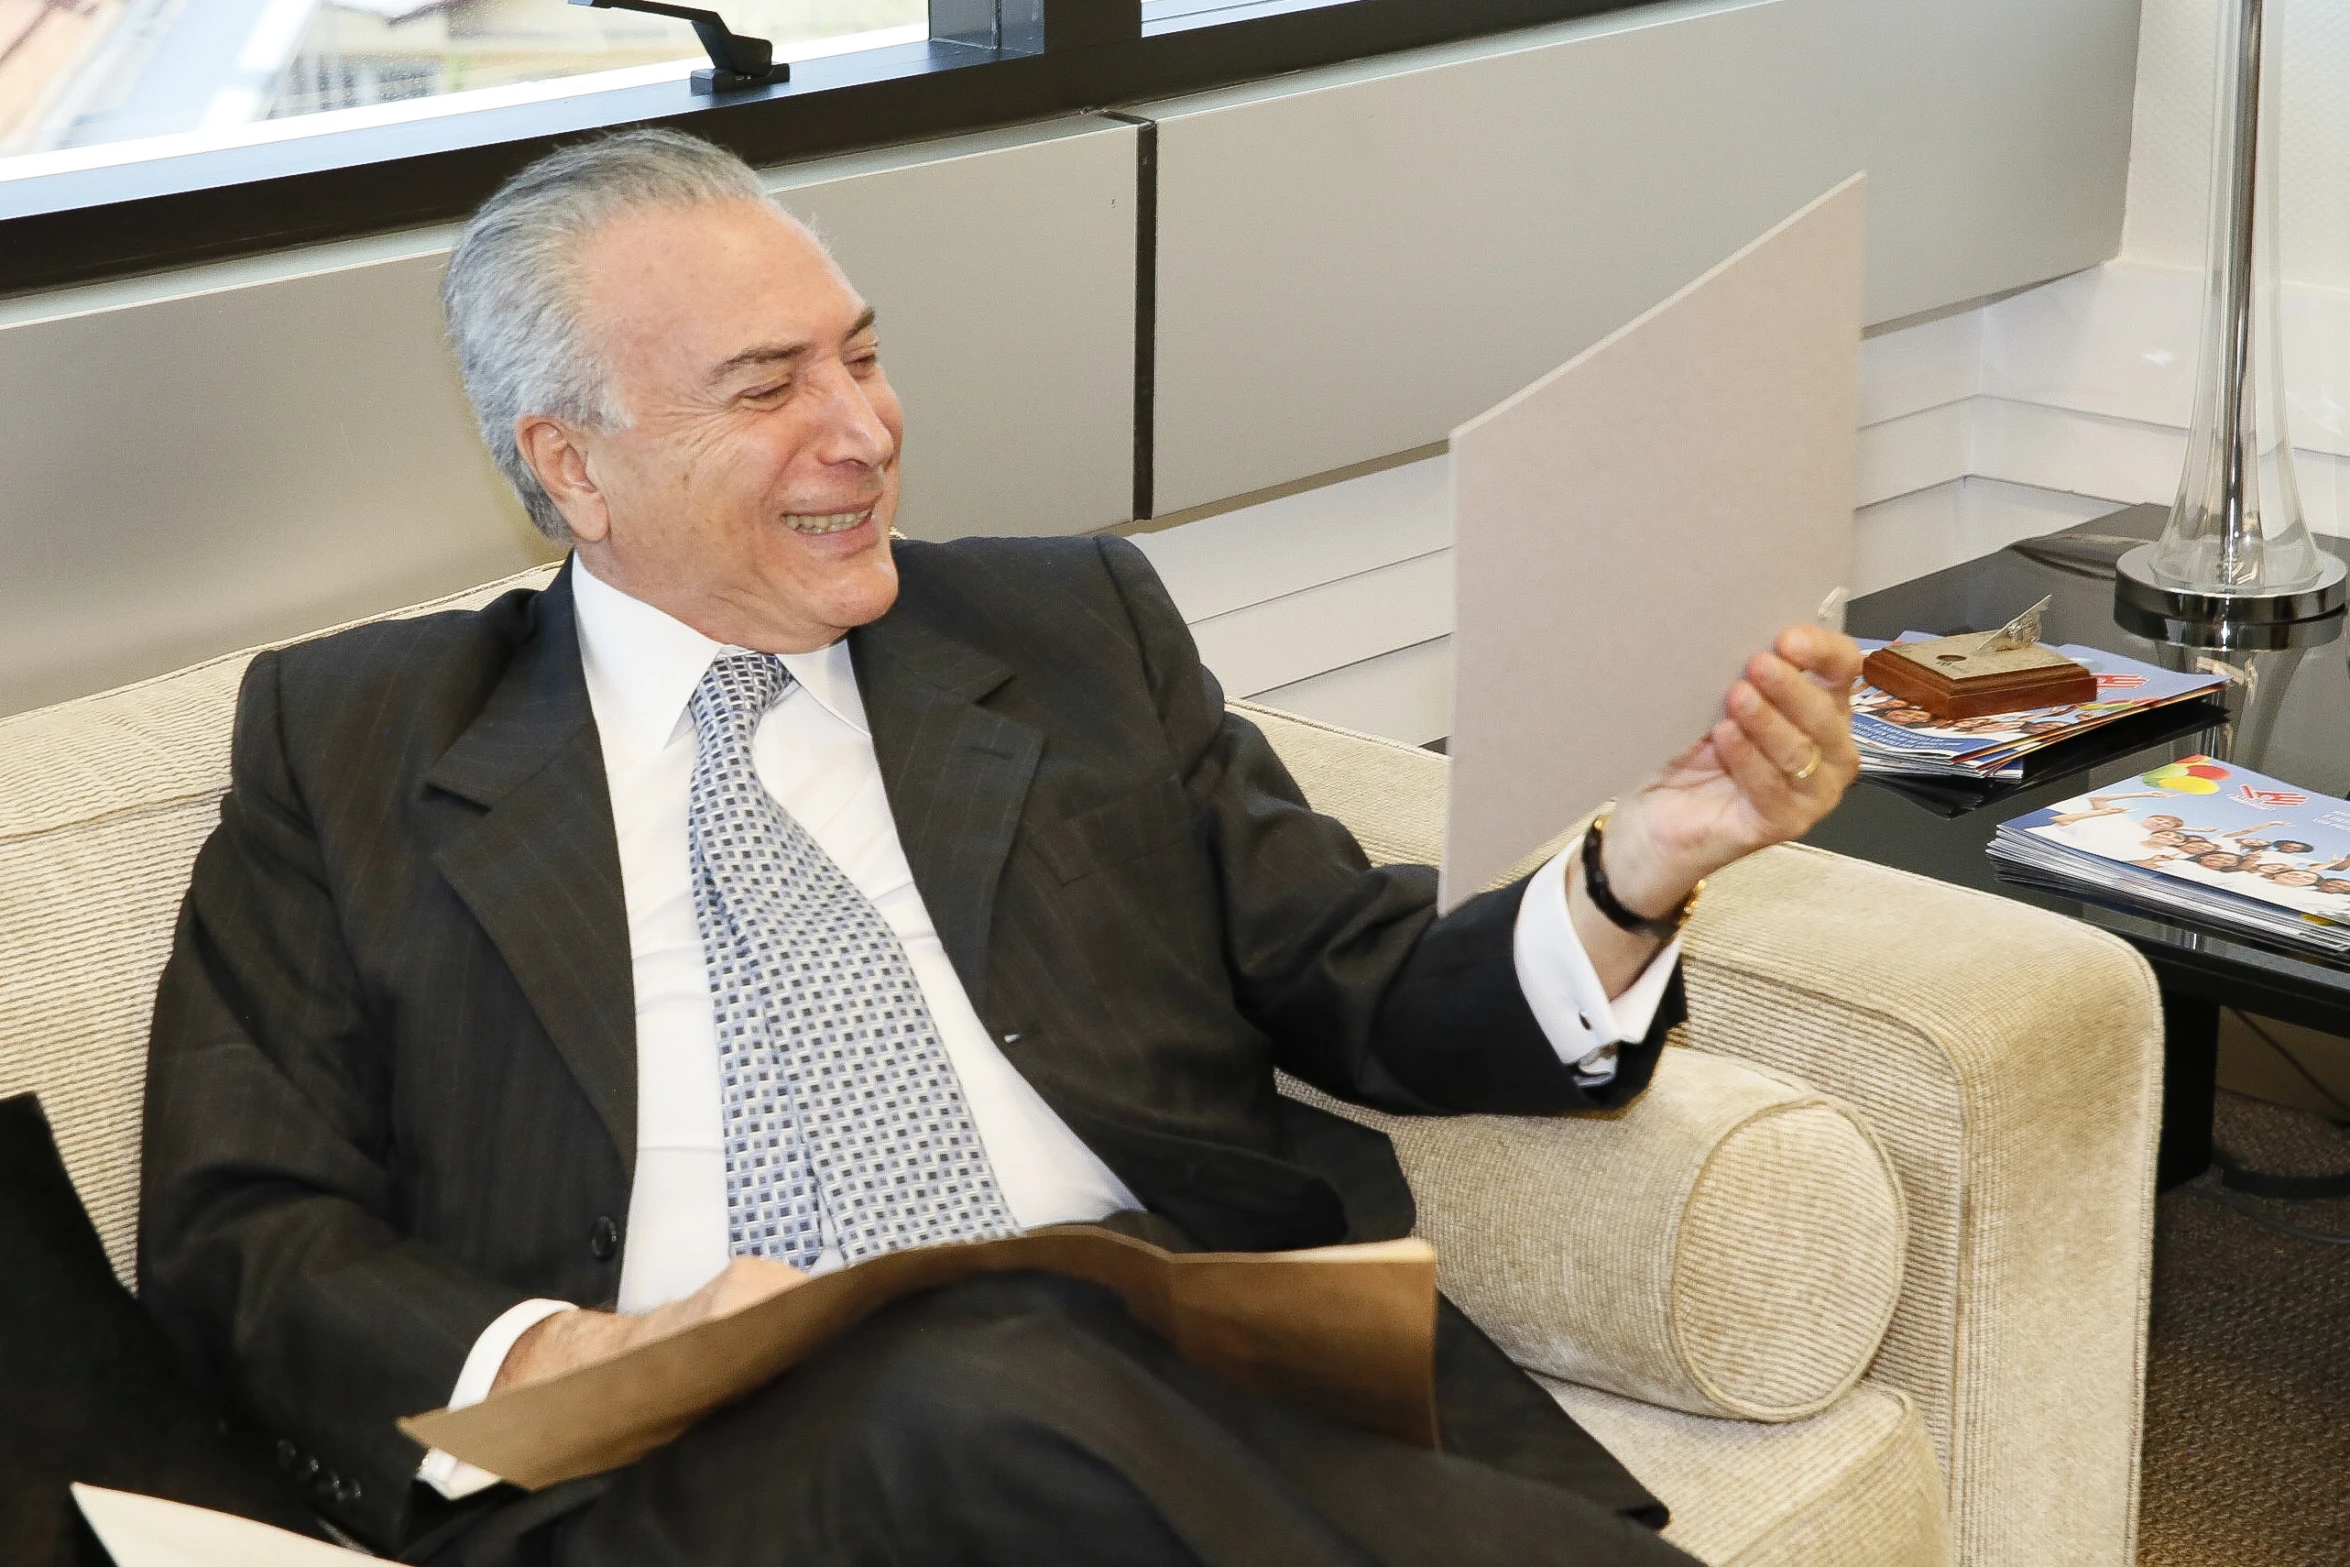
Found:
[1028,776,1194,884]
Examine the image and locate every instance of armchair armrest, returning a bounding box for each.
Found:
[1284,1045,1908,1423]
[1239,698,2162,1567]
[1673,842,2161,1567]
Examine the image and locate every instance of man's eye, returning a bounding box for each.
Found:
[743,381,790,402]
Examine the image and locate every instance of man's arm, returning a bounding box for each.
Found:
[1515,841,1683,1088]
[1091,535,1856,1118]
[138,651,538,1545]
[1089,537,1642,1115]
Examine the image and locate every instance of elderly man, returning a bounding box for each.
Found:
[140,129,1861,1566]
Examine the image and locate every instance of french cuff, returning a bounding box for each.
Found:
[1513,838,1684,1085]
[416,1298,577,1500]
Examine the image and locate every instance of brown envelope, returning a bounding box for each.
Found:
[400,1232,1440,1489]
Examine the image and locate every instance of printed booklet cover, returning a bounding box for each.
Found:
[1851,636,2226,781]
[1988,756,2350,955]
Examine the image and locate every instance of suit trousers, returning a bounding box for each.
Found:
[414,1272,1697,1567]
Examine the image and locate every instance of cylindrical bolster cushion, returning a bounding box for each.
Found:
[1311,1047,1906,1422]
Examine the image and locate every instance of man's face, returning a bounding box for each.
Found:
[534,197,905,651]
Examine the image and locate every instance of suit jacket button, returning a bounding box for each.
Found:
[275,1439,299,1471]
[329,1476,362,1504]
[589,1216,621,1261]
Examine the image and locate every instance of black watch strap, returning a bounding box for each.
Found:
[1580,812,1699,941]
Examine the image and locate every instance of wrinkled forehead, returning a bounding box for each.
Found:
[574,197,865,379]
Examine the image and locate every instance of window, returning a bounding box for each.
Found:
[0,0,1641,295]
[1,0,921,171]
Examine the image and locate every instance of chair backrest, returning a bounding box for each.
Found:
[0,567,559,1283]
[0,577,1460,1286]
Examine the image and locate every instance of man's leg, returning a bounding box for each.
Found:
[448,1273,1699,1567]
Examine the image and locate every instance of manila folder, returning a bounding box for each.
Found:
[401,1231,1439,1489]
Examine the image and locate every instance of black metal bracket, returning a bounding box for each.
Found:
[569,0,784,93]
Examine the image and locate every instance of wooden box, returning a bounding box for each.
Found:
[1861,636,2097,719]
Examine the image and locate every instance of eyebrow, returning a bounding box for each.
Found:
[706,306,880,387]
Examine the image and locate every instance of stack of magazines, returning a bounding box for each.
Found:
[1988,758,2350,955]
[1851,636,2228,782]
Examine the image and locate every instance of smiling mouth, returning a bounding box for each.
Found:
[782,507,874,536]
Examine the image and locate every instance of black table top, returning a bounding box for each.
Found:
[1805,505,2350,1033]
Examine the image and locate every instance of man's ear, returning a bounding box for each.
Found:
[515,414,611,543]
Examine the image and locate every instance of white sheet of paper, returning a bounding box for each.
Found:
[1441,175,1865,906]
[72,1485,367,1567]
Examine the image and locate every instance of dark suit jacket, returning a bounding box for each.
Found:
[139,537,1684,1550]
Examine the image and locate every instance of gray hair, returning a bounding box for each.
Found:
[442,128,772,541]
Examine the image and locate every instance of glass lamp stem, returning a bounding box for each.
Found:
[2216,0,2264,587]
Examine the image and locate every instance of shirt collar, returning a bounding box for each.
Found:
[570,557,870,760]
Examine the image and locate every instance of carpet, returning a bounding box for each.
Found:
[2138,1089,2350,1566]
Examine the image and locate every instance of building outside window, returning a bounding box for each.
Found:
[0,0,921,163]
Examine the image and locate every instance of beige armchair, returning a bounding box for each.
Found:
[1242,701,2164,1567]
[0,569,2162,1566]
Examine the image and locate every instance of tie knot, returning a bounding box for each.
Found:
[691,652,790,742]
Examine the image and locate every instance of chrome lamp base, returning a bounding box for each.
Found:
[2113,542,2347,649]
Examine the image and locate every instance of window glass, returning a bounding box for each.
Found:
[0,0,921,164]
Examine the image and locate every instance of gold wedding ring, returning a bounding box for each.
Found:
[1791,743,1823,782]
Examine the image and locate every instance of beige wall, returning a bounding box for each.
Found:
[2124,0,2350,289]
[0,0,2144,718]
[0,116,1136,717]
[1143,0,2143,514]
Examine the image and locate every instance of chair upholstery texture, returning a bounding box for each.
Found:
[1548,1377,1949,1567]
[1239,700,2161,1567]
[1284,1045,1909,1423]
[0,593,2157,1567]
[1680,848,2160,1567]
[0,565,559,1282]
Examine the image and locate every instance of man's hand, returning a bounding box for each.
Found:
[1570,624,1864,995]
[491,1256,804,1394]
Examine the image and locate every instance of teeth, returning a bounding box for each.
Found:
[783,509,871,535]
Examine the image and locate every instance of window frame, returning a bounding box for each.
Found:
[0,0,1644,296]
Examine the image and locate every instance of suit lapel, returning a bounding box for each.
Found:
[424,564,638,1169]
[850,607,1041,1015]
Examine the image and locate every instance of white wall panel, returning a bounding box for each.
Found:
[1853,477,2120,601]
[766,120,1137,544]
[1143,0,2141,514]
[1128,455,1446,619]
[1256,637,1454,748]
[1186,550,1453,699]
[0,116,1135,717]
[0,243,550,719]
[2123,0,2350,290]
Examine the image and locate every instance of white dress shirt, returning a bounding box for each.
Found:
[420,560,1679,1496]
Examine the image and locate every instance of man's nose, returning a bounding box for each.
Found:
[807,363,896,469]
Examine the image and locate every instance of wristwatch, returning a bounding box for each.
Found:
[1579,811,1703,941]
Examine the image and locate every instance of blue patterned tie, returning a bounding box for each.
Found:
[687,651,1017,1268]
